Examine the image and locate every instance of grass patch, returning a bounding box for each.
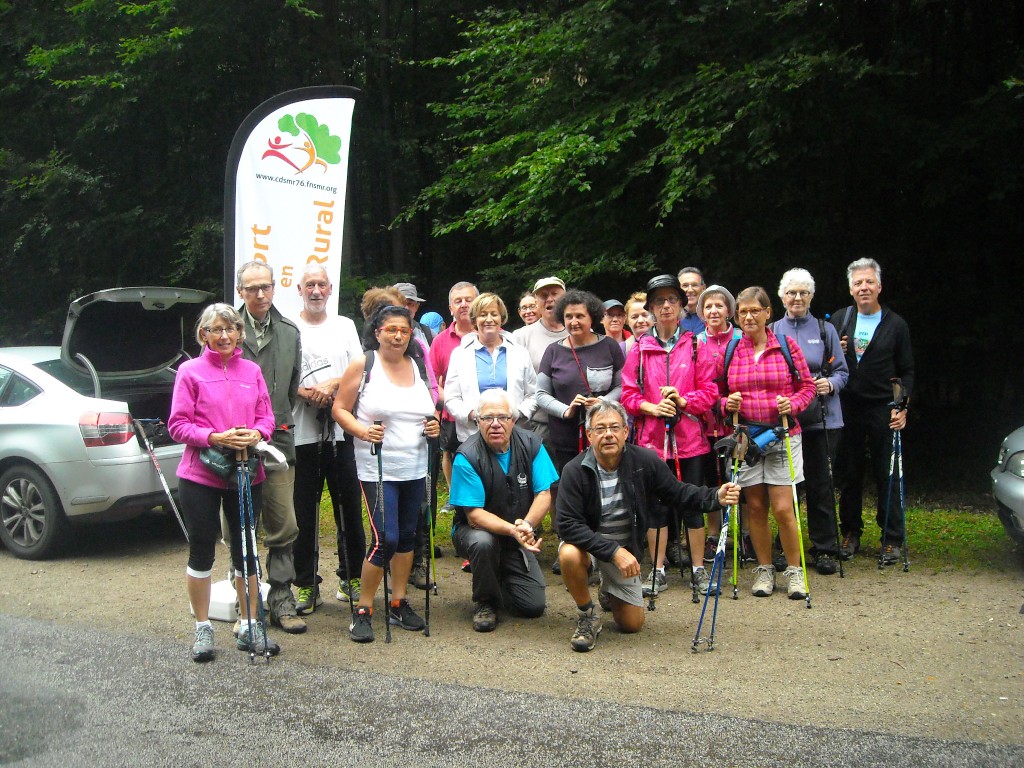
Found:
[311,487,1022,573]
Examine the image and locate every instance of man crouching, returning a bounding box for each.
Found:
[556,401,740,652]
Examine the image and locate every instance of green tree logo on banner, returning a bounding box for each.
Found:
[261,113,342,173]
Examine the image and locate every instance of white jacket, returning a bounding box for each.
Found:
[444,331,538,442]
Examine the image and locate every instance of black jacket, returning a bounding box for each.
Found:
[830,305,914,404]
[453,427,543,527]
[555,443,722,563]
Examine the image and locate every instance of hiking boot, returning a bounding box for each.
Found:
[410,562,429,590]
[740,534,756,563]
[692,566,720,596]
[813,552,838,576]
[349,606,374,643]
[191,624,215,663]
[881,543,902,566]
[296,585,322,615]
[460,559,472,573]
[703,537,718,564]
[272,611,307,634]
[336,578,361,603]
[839,533,860,560]
[598,590,613,612]
[551,558,562,575]
[388,599,426,631]
[472,602,497,632]
[433,544,444,558]
[440,502,456,515]
[570,606,603,652]
[641,568,668,597]
[666,540,690,568]
[236,621,280,655]
[751,564,776,597]
[784,565,807,600]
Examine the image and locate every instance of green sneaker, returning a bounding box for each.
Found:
[336,578,361,603]
[191,624,215,663]
[296,585,322,616]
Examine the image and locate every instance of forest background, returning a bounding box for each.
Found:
[1,0,1022,496]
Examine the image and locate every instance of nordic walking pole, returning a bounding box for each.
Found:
[424,432,439,637]
[781,415,811,609]
[880,378,909,571]
[235,449,259,662]
[133,419,188,541]
[241,449,271,662]
[815,348,844,578]
[692,425,745,651]
[370,420,391,643]
[728,413,743,599]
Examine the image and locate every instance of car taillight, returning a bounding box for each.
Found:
[79,412,135,447]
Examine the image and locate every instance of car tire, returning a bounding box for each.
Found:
[0,464,69,560]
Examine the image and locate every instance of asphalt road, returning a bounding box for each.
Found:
[1,614,1020,768]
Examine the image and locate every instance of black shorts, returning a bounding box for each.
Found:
[440,419,462,454]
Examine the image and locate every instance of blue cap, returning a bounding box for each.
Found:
[420,311,444,333]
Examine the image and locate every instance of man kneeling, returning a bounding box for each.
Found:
[556,401,740,651]
[450,389,559,632]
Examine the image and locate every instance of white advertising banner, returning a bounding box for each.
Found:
[224,86,360,319]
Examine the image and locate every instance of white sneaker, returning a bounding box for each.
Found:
[751,564,776,597]
[784,565,807,600]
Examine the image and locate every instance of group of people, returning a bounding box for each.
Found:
[169,256,913,660]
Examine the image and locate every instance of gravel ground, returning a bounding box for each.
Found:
[0,512,1021,748]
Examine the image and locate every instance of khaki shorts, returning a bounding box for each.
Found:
[736,434,803,487]
[558,541,643,607]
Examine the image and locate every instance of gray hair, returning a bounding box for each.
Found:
[778,268,816,298]
[477,388,512,414]
[585,400,628,430]
[195,303,245,345]
[448,280,479,306]
[300,264,330,284]
[235,260,273,289]
[846,258,882,287]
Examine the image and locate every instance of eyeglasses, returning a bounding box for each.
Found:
[378,325,412,337]
[651,295,681,307]
[242,283,275,295]
[478,414,513,424]
[784,290,811,299]
[588,424,625,435]
[680,282,704,291]
[204,326,238,337]
[737,308,766,318]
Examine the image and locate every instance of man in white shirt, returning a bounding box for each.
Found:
[290,266,366,616]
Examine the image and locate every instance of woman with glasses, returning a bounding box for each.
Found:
[332,305,441,643]
[535,289,625,475]
[517,292,539,327]
[621,274,717,598]
[444,292,538,444]
[723,286,817,600]
[168,303,276,662]
[771,269,849,576]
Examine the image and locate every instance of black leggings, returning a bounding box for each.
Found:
[179,477,263,574]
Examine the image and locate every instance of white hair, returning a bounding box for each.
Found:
[778,268,816,298]
[477,388,512,413]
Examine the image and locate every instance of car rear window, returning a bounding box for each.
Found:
[34,359,175,396]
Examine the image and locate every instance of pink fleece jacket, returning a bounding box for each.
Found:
[168,345,275,488]
[621,331,718,460]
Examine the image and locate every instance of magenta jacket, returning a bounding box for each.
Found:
[621,331,717,460]
[721,328,817,436]
[168,345,275,488]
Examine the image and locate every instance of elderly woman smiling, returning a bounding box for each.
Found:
[771,268,849,576]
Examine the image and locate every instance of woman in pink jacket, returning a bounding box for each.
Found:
[168,303,276,662]
[723,287,816,601]
[621,274,718,598]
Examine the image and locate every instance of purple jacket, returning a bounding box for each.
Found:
[168,345,275,488]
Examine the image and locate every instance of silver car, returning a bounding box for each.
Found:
[991,426,1024,545]
[0,287,212,559]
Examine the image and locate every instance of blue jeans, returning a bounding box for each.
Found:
[360,478,424,567]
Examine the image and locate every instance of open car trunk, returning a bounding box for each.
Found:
[59,287,213,447]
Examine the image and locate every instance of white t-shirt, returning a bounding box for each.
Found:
[353,355,434,482]
[291,314,362,446]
